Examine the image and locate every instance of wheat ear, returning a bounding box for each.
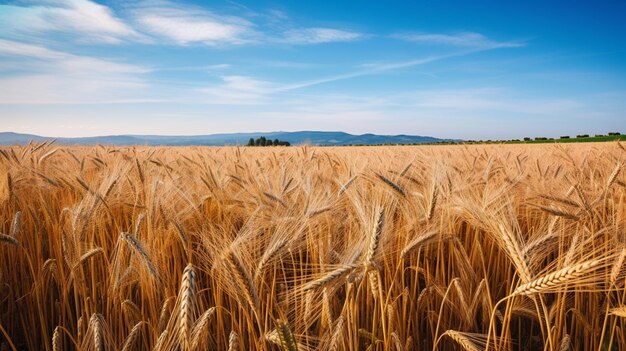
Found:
[400,230,438,257]
[121,322,143,351]
[329,316,345,351]
[275,319,299,351]
[228,331,239,351]
[391,331,403,351]
[11,211,20,238]
[191,307,216,350]
[559,334,571,351]
[52,326,61,351]
[303,264,357,291]
[154,330,168,351]
[610,248,626,285]
[607,163,622,188]
[227,251,259,311]
[512,258,604,296]
[536,206,579,220]
[610,306,626,317]
[377,173,405,196]
[89,313,104,351]
[121,232,158,277]
[0,233,18,246]
[365,209,385,268]
[427,186,438,220]
[441,330,482,351]
[179,263,196,350]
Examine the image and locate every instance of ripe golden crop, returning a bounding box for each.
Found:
[0,142,625,350]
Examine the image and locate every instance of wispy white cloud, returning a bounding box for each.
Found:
[131,2,257,45]
[0,0,143,43]
[0,39,149,74]
[280,28,363,44]
[393,32,524,49]
[0,0,366,47]
[0,39,66,60]
[0,40,151,104]
[130,2,364,46]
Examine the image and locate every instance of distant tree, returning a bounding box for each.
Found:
[560,136,570,139]
[609,132,621,136]
[247,136,290,146]
[576,134,589,138]
[523,137,531,141]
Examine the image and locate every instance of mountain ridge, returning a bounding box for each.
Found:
[0,131,455,146]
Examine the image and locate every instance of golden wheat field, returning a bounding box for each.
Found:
[0,142,625,351]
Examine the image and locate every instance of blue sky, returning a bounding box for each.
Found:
[0,0,625,139]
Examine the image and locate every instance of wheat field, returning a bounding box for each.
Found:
[0,142,625,350]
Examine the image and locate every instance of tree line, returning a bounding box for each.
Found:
[247,136,291,146]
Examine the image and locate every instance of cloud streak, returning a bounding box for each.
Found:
[393,32,524,49]
[280,28,363,44]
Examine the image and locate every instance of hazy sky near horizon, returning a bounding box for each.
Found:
[1,0,625,139]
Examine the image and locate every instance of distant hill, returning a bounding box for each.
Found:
[0,131,453,146]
